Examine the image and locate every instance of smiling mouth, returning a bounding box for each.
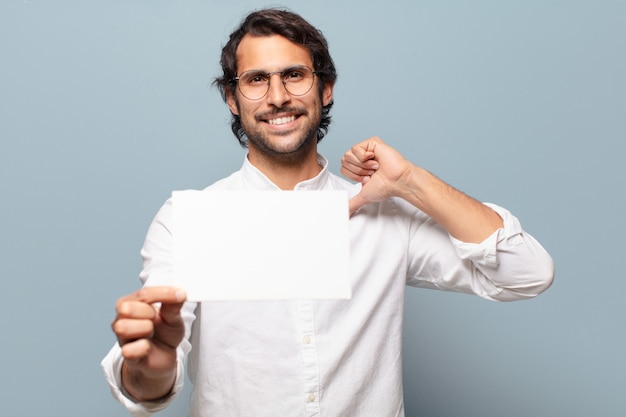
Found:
[267,115,297,125]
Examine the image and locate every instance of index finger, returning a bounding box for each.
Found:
[348,147,375,164]
[351,137,384,161]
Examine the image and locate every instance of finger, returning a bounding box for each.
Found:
[351,138,379,160]
[120,338,152,361]
[158,301,186,326]
[344,148,377,166]
[340,165,371,183]
[126,286,187,305]
[113,318,155,342]
[341,153,378,183]
[351,137,384,161]
[341,157,377,176]
[115,300,158,320]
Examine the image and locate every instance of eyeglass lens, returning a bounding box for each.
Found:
[237,66,315,100]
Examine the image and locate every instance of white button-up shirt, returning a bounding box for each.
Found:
[102,155,554,417]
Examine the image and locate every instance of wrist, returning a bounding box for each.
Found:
[395,165,429,203]
[121,358,177,402]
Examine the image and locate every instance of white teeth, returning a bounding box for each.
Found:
[268,115,296,125]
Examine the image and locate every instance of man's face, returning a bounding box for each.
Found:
[227,34,333,161]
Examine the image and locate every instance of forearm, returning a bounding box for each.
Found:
[397,166,503,243]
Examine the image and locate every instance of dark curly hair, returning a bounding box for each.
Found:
[213,8,338,148]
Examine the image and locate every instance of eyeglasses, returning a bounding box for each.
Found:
[232,65,317,101]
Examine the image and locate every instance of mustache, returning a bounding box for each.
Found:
[255,107,308,121]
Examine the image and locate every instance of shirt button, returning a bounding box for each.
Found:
[303,335,312,344]
[307,393,316,402]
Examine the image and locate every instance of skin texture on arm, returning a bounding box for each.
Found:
[341,137,503,243]
[112,286,187,402]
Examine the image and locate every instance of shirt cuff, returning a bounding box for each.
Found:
[449,203,523,268]
[101,342,188,417]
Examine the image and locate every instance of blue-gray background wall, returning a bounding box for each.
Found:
[1,1,624,416]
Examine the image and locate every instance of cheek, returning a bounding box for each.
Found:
[237,104,256,121]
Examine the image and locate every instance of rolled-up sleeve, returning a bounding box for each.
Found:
[407,202,554,301]
[450,203,555,301]
[100,339,191,417]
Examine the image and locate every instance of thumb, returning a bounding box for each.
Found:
[158,298,186,326]
[348,192,370,217]
[154,300,187,349]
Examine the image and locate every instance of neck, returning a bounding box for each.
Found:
[247,145,322,190]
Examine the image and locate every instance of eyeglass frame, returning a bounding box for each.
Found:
[231,65,318,101]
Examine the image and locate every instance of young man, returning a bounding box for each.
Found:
[103,8,554,417]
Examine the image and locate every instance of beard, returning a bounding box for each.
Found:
[238,103,323,166]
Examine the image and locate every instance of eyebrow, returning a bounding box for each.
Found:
[238,64,311,75]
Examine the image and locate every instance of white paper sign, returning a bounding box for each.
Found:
[150,190,351,301]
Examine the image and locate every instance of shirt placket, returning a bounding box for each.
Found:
[297,300,321,417]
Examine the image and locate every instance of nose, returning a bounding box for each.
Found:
[266,73,291,107]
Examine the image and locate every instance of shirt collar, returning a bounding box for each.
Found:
[240,154,330,191]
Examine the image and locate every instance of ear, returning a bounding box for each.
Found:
[226,89,239,115]
[321,81,334,107]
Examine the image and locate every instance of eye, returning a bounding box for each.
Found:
[243,73,268,85]
[284,69,306,81]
